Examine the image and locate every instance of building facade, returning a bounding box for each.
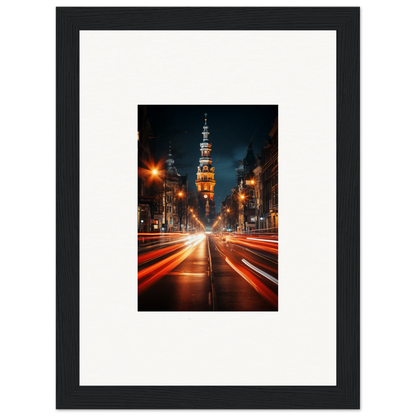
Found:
[261,115,278,232]
[234,144,258,232]
[138,106,157,232]
[219,115,278,234]
[252,163,264,230]
[153,144,187,232]
[195,113,216,228]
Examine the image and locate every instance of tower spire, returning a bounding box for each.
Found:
[196,113,216,226]
[166,140,178,176]
[202,114,210,142]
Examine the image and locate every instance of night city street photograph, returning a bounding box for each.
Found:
[138,105,278,311]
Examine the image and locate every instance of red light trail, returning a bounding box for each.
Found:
[138,235,206,295]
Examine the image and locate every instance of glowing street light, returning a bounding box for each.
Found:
[150,167,168,232]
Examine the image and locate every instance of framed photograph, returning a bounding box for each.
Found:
[57,7,359,409]
[137,105,279,312]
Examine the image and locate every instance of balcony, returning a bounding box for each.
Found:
[195,179,215,184]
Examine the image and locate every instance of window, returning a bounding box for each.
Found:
[170,217,173,225]
[249,201,255,209]
[250,216,256,223]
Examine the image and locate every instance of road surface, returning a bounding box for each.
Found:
[138,233,278,311]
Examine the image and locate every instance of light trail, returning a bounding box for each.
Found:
[225,257,278,308]
[138,233,190,246]
[138,233,188,237]
[227,236,278,256]
[247,237,278,244]
[137,235,200,266]
[138,234,206,295]
[242,259,278,285]
[243,247,278,265]
[212,236,278,276]
[138,242,185,265]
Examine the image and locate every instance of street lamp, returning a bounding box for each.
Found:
[187,208,193,231]
[240,195,245,234]
[177,190,186,232]
[225,208,231,231]
[152,168,167,232]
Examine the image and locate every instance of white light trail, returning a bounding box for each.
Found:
[247,238,278,244]
[241,259,278,285]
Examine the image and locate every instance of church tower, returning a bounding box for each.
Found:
[196,113,216,225]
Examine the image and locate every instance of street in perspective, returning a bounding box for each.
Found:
[138,105,278,311]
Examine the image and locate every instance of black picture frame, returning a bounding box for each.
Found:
[57,7,359,409]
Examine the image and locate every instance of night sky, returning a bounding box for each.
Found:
[145,105,278,208]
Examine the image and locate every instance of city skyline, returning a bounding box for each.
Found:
[144,105,278,206]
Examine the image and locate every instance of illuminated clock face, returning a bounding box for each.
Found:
[204,195,208,199]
